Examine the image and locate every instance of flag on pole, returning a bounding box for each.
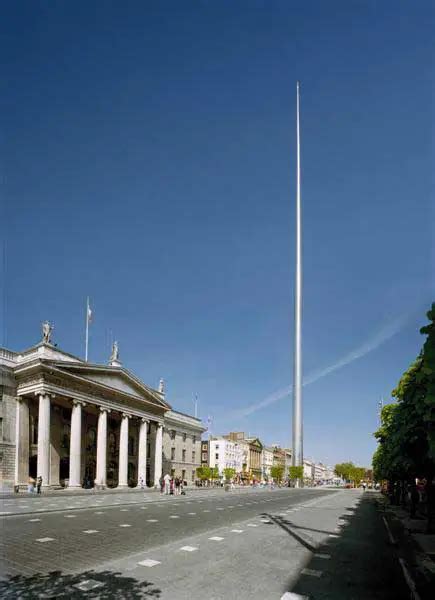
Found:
[85,297,93,362]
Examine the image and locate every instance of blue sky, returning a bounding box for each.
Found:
[1,1,434,466]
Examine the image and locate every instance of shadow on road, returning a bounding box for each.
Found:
[265,493,410,600]
[0,569,161,599]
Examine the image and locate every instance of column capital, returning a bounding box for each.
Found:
[121,412,132,420]
[34,391,55,399]
[72,399,87,408]
[99,406,111,414]
[140,417,150,424]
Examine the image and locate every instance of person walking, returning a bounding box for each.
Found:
[163,473,171,495]
[174,477,181,496]
[36,476,42,494]
[159,476,164,494]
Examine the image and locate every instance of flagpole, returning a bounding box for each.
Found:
[292,81,303,484]
[85,296,89,362]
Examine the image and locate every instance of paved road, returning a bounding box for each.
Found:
[0,488,413,599]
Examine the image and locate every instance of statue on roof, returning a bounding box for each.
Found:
[158,378,165,395]
[42,321,53,344]
[110,340,119,362]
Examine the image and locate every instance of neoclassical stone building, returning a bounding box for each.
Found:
[0,331,205,490]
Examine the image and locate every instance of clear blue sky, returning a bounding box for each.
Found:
[1,1,434,467]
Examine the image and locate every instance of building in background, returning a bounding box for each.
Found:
[162,410,206,484]
[261,446,274,480]
[201,439,209,467]
[208,437,244,477]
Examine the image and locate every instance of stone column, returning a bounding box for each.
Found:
[36,393,51,487]
[15,397,29,488]
[69,400,86,488]
[95,407,110,488]
[118,413,130,487]
[137,418,148,488]
[154,422,163,487]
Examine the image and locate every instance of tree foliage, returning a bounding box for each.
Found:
[196,466,211,480]
[372,303,435,484]
[334,462,365,485]
[223,467,236,481]
[288,466,304,480]
[270,465,284,482]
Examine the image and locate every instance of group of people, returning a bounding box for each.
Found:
[27,476,43,494]
[159,473,185,495]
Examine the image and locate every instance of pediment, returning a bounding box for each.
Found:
[52,362,169,409]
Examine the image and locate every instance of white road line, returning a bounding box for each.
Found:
[28,518,41,522]
[208,536,224,541]
[281,593,310,600]
[120,509,129,512]
[169,515,180,519]
[216,508,224,511]
[179,546,198,552]
[119,524,131,527]
[65,515,76,518]
[203,509,210,513]
[247,524,258,527]
[146,519,158,523]
[140,507,147,510]
[188,512,197,515]
[301,568,322,577]
[138,559,161,567]
[231,529,244,533]
[314,553,331,559]
[94,511,105,515]
[83,530,99,534]
[36,537,55,543]
[329,534,339,538]
[0,512,11,515]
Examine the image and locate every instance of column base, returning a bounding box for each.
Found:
[117,483,128,488]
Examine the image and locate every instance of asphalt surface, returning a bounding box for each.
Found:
[0,488,414,599]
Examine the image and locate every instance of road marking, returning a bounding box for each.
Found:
[179,546,198,552]
[94,511,105,515]
[247,523,258,527]
[281,593,310,600]
[261,519,271,523]
[146,519,158,523]
[188,512,197,515]
[138,559,161,567]
[140,507,147,510]
[228,505,234,508]
[329,534,339,538]
[301,568,322,577]
[382,516,397,545]
[169,515,180,519]
[83,530,99,534]
[208,536,224,541]
[65,515,76,518]
[119,524,131,527]
[203,509,210,513]
[120,509,129,512]
[231,529,244,533]
[28,518,41,522]
[36,537,55,543]
[398,557,422,600]
[216,508,224,510]
[314,553,331,559]
[0,512,11,515]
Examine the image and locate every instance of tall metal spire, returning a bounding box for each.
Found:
[292,81,303,478]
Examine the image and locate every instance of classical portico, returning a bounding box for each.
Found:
[9,341,170,490]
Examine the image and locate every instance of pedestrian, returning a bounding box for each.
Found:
[163,473,171,495]
[139,477,145,490]
[28,476,35,494]
[170,477,175,495]
[36,476,42,494]
[175,477,181,496]
[159,476,164,494]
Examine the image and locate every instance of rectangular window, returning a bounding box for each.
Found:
[215,453,219,460]
[182,449,186,462]
[192,450,196,462]
[192,470,195,482]
[202,452,207,461]
[182,432,187,442]
[192,436,196,444]
[171,468,175,477]
[171,447,175,460]
[182,469,186,481]
[170,430,176,440]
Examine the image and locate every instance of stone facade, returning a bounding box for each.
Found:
[162,410,206,483]
[0,340,203,491]
[208,437,244,476]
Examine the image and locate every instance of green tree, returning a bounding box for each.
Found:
[210,466,219,481]
[270,465,284,482]
[196,466,211,481]
[289,466,304,481]
[223,467,236,481]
